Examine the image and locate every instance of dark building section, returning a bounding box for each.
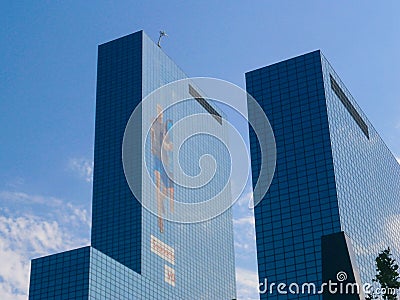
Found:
[247,51,341,299]
[29,247,90,300]
[321,232,363,299]
[92,30,143,273]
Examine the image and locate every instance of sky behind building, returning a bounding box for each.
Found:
[1,1,399,299]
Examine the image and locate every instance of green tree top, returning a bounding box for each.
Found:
[367,247,400,300]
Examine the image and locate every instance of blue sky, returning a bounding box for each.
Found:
[1,1,399,299]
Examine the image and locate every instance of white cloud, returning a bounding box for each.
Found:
[0,191,91,226]
[233,199,259,299]
[234,215,255,226]
[236,191,254,208]
[0,191,63,206]
[66,203,91,227]
[0,191,90,299]
[233,215,256,252]
[0,215,89,299]
[68,158,93,182]
[236,267,260,300]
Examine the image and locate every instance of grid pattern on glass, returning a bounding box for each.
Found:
[141,33,236,299]
[321,54,400,286]
[247,50,400,299]
[329,74,369,139]
[246,50,341,299]
[88,247,182,299]
[91,31,143,272]
[29,246,183,299]
[29,247,90,300]
[29,30,237,300]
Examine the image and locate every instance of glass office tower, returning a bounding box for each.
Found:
[246,50,400,299]
[29,31,236,299]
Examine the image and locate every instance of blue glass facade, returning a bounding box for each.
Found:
[29,31,236,299]
[29,247,90,300]
[139,33,236,299]
[92,31,143,273]
[322,55,400,284]
[29,247,180,299]
[246,50,400,299]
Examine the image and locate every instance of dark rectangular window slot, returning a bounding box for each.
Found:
[330,75,369,139]
[189,84,222,125]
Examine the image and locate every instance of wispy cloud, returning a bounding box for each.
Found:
[66,202,91,227]
[0,191,91,227]
[236,191,254,208]
[236,267,260,300]
[0,191,90,299]
[233,215,257,253]
[5,177,24,189]
[68,158,93,182]
[0,191,63,206]
[233,189,259,299]
[234,215,255,226]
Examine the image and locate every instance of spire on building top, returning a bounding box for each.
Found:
[157,30,168,48]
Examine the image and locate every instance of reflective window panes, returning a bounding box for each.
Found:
[247,50,400,299]
[29,31,236,300]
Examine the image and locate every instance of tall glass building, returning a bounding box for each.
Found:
[28,31,236,299]
[246,50,400,299]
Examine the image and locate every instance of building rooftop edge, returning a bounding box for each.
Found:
[245,49,322,76]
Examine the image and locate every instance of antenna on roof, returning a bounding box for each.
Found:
[157,31,168,48]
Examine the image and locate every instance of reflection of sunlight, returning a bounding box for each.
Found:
[352,240,385,257]
[385,215,400,249]
[351,216,400,286]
